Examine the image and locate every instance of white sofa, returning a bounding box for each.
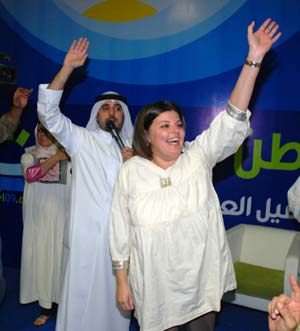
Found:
[223,223,300,311]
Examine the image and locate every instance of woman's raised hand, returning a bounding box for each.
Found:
[247,18,282,61]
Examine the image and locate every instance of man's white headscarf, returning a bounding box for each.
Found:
[86,91,133,142]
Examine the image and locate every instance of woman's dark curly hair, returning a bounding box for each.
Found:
[132,100,185,160]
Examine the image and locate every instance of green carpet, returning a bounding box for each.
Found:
[234,261,284,300]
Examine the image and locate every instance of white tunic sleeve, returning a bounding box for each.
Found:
[110,164,131,268]
[188,102,251,168]
[37,84,83,156]
[288,176,300,222]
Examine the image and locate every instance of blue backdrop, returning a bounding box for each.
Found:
[0,0,299,268]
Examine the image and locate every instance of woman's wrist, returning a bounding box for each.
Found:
[116,269,129,286]
[246,50,265,63]
[244,58,261,68]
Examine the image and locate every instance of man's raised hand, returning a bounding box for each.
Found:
[63,38,89,70]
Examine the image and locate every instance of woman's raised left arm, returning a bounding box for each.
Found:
[229,18,282,112]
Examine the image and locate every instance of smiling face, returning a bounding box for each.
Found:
[146,110,185,169]
[36,124,55,147]
[97,100,124,132]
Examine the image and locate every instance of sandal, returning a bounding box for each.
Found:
[33,314,51,327]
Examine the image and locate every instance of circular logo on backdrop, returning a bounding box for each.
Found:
[0,0,297,84]
[1,0,245,60]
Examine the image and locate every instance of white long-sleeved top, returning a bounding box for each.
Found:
[110,106,251,331]
[37,84,131,331]
[288,176,300,222]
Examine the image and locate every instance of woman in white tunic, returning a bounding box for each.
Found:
[20,123,71,326]
[110,18,281,331]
